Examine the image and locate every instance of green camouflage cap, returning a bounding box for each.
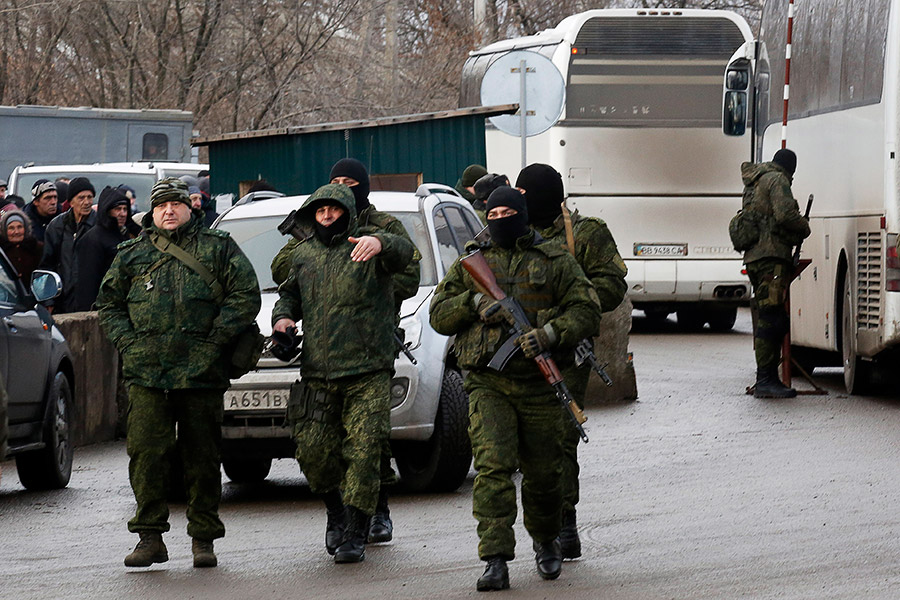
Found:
[150,177,191,209]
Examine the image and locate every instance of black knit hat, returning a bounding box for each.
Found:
[485,186,527,217]
[329,158,370,212]
[773,148,797,176]
[516,163,564,228]
[67,177,95,202]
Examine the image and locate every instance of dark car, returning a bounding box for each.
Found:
[0,256,75,490]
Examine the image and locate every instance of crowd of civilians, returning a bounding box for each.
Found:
[0,171,215,312]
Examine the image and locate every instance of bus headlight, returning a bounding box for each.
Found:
[399,314,423,350]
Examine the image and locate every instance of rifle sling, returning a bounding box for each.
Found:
[149,232,225,303]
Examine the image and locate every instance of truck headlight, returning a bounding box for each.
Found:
[399,314,423,350]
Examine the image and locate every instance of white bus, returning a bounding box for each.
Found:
[461,9,753,330]
[722,0,899,393]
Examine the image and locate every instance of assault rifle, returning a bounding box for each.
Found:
[574,339,613,387]
[460,250,589,443]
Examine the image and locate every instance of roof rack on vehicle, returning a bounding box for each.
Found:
[415,183,462,198]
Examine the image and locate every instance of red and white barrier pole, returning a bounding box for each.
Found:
[781,0,794,148]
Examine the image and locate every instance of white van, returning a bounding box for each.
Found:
[9,162,207,212]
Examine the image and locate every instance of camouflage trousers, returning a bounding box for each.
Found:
[747,258,791,370]
[466,370,564,561]
[560,364,591,515]
[290,371,391,515]
[126,385,225,541]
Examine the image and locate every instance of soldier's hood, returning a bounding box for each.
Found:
[297,183,358,232]
[741,161,791,186]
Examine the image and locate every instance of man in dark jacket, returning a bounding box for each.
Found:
[23,180,59,243]
[516,163,627,560]
[429,186,602,591]
[272,183,414,564]
[40,177,96,313]
[97,178,260,569]
[740,149,810,398]
[72,187,139,311]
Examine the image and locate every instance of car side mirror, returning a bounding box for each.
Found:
[31,270,63,302]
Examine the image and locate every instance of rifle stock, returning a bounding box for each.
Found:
[460,250,589,442]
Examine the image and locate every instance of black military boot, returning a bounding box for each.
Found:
[476,556,510,591]
[559,510,582,559]
[533,538,562,580]
[124,532,169,567]
[334,506,368,563]
[753,367,797,399]
[320,490,347,556]
[192,538,218,568]
[367,488,393,543]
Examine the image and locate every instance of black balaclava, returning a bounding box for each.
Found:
[516,163,564,229]
[772,148,797,177]
[309,200,350,246]
[329,158,370,213]
[485,186,530,249]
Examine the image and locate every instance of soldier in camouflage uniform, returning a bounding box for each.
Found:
[271,158,421,544]
[429,187,602,591]
[97,178,260,569]
[272,183,414,564]
[740,149,810,398]
[516,163,627,559]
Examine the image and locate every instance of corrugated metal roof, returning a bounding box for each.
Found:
[192,104,518,146]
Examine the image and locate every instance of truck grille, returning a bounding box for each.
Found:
[856,232,882,329]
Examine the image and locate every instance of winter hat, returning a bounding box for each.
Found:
[329,158,370,212]
[461,164,488,188]
[31,179,56,200]
[188,186,202,196]
[4,213,24,227]
[516,163,565,229]
[67,177,95,202]
[150,178,191,209]
[486,186,528,217]
[98,186,130,212]
[773,148,797,176]
[473,173,509,202]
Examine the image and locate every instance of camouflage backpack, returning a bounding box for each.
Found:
[728,208,760,252]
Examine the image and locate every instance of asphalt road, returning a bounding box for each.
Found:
[3,308,900,599]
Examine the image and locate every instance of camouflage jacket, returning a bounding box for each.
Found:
[740,161,810,265]
[96,213,261,389]
[536,211,627,315]
[429,230,602,378]
[271,204,420,311]
[271,184,415,380]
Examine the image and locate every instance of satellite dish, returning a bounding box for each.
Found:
[480,50,566,137]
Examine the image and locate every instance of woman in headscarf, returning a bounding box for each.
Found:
[0,209,43,283]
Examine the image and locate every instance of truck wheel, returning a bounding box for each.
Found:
[707,307,737,332]
[396,369,472,493]
[16,372,74,490]
[223,457,273,483]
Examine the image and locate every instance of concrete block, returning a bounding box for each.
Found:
[584,297,638,405]
[53,312,120,447]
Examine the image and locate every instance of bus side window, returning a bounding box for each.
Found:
[142,133,169,160]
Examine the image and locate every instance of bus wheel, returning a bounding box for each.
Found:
[707,307,737,332]
[841,276,870,394]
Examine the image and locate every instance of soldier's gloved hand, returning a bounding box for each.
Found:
[473,292,513,325]
[516,324,557,358]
